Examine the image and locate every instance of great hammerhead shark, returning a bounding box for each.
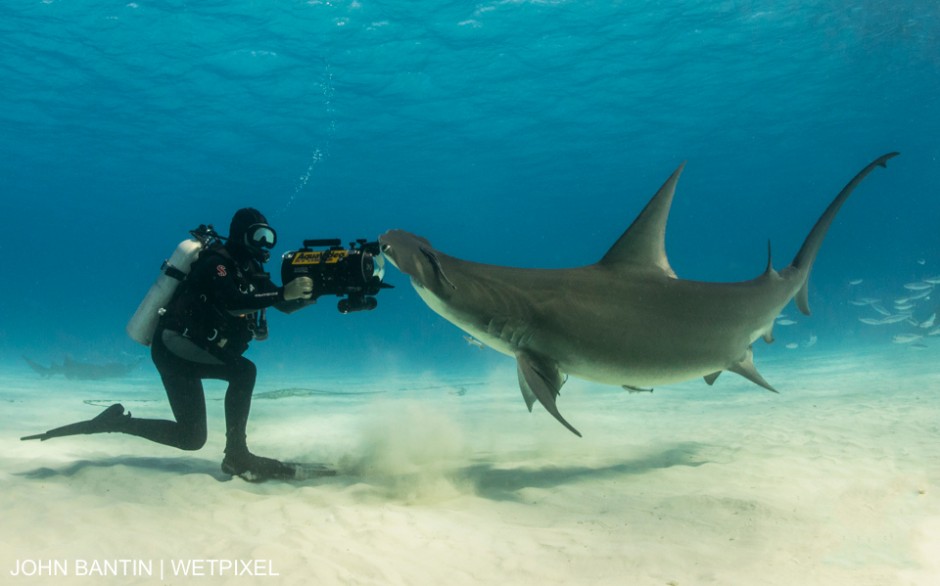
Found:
[379,153,898,436]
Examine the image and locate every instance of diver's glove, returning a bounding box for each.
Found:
[283,277,314,301]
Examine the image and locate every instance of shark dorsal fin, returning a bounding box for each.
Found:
[599,162,685,277]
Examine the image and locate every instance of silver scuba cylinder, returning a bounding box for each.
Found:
[126,238,204,346]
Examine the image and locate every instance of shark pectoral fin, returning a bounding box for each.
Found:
[727,348,778,393]
[703,371,721,386]
[519,374,538,411]
[515,351,582,437]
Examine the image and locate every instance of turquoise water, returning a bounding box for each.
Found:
[3,6,940,582]
[1,1,938,378]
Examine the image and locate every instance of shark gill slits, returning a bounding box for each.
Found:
[420,247,457,290]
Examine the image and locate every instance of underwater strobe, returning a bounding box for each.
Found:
[280,239,393,314]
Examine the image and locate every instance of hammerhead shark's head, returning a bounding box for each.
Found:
[379,153,898,436]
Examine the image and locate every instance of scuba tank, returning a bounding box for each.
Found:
[126,225,220,346]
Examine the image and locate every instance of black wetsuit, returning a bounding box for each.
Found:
[20,208,303,480]
[121,243,286,455]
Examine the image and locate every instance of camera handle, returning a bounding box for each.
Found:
[302,239,342,249]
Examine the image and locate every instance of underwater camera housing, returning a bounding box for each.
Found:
[280,239,393,314]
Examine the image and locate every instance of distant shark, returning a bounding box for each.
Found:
[379,153,898,436]
[23,356,142,381]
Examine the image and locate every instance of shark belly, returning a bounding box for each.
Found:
[436,271,795,388]
[539,278,796,387]
[540,318,740,386]
[417,277,783,387]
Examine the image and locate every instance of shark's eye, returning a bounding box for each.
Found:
[381,243,391,253]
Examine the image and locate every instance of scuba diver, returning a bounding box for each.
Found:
[22,208,314,482]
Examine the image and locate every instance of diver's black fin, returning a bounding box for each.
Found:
[289,462,338,481]
[20,403,130,441]
[221,450,305,483]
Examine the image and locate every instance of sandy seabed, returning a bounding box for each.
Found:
[1,346,938,586]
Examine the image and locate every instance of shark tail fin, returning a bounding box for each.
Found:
[23,356,57,378]
[788,152,898,315]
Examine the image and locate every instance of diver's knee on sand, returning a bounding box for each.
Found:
[176,430,207,451]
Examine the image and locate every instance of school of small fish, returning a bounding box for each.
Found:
[762,267,937,353]
[850,270,939,349]
[773,312,818,351]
